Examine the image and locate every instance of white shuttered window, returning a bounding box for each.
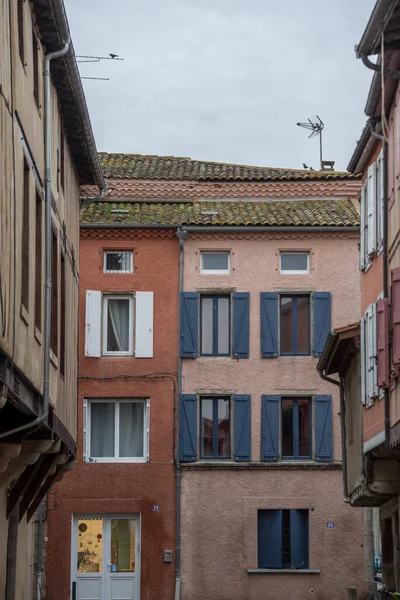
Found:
[362,303,378,407]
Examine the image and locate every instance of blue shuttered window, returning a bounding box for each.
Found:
[260,395,279,461]
[313,292,332,357]
[258,509,309,569]
[180,292,198,358]
[234,395,251,461]
[315,395,333,462]
[260,293,278,358]
[232,293,250,358]
[179,394,197,461]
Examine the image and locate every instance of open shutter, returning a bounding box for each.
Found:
[258,510,282,569]
[85,290,101,357]
[377,150,385,249]
[392,268,400,366]
[372,302,378,399]
[360,316,366,405]
[365,304,375,405]
[367,162,377,256]
[260,293,278,358]
[135,291,154,357]
[180,292,198,358]
[261,395,279,461]
[360,184,366,271]
[179,394,197,461]
[315,395,333,462]
[83,399,89,462]
[388,124,395,204]
[290,510,309,569]
[234,395,251,461]
[232,293,250,358]
[313,292,331,357]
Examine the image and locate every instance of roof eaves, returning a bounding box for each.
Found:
[356,0,398,57]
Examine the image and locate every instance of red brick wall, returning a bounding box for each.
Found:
[46,230,179,600]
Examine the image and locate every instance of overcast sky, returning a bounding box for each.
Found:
[66,0,376,172]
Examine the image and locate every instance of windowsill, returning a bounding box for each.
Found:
[247,568,320,574]
[34,326,42,345]
[181,461,342,470]
[85,457,148,464]
[20,303,29,326]
[50,350,58,369]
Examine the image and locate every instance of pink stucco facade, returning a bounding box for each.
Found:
[180,231,366,600]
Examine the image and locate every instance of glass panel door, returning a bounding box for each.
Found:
[75,518,104,600]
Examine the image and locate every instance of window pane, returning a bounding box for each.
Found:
[91,403,115,457]
[217,297,230,354]
[201,298,213,354]
[280,297,293,354]
[119,402,144,457]
[105,251,132,272]
[282,510,291,568]
[217,399,230,457]
[201,399,213,456]
[202,252,229,271]
[297,297,310,354]
[110,519,135,572]
[281,253,308,272]
[298,399,310,457]
[77,519,103,573]
[282,399,294,456]
[107,298,130,352]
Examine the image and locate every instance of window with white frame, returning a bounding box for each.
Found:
[85,290,154,358]
[84,399,150,462]
[279,252,310,274]
[200,251,230,274]
[104,250,133,273]
[360,150,384,271]
[361,302,378,406]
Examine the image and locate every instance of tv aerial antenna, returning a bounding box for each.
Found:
[296,115,325,170]
[76,53,124,81]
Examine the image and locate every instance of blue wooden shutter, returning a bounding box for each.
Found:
[258,510,282,568]
[179,394,197,461]
[313,292,331,357]
[234,395,251,461]
[180,292,198,358]
[261,395,280,461]
[315,395,333,462]
[232,292,250,358]
[290,510,309,569]
[260,292,278,358]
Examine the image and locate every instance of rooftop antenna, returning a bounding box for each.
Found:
[76,53,123,81]
[297,115,332,171]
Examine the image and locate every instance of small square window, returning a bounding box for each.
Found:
[258,509,309,569]
[103,294,133,355]
[280,252,309,274]
[200,295,230,356]
[200,251,230,274]
[104,251,133,273]
[201,396,230,458]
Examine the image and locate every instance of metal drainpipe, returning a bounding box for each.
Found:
[175,228,187,600]
[0,40,70,440]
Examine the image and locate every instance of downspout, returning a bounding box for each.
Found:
[360,54,400,79]
[175,228,187,600]
[0,40,70,440]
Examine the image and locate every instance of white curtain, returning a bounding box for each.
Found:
[90,403,115,457]
[119,403,144,457]
[107,299,130,351]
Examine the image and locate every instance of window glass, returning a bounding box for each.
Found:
[201,298,213,355]
[201,252,230,272]
[91,402,115,457]
[280,295,310,355]
[104,251,133,273]
[297,296,310,353]
[280,297,293,354]
[201,296,230,356]
[119,403,144,457]
[201,398,213,457]
[77,519,103,573]
[217,297,230,354]
[298,399,310,457]
[110,519,135,572]
[281,397,311,458]
[282,510,291,568]
[217,399,230,457]
[280,252,309,273]
[106,298,130,352]
[201,397,230,458]
[281,399,294,456]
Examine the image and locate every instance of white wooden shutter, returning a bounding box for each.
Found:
[145,398,150,462]
[83,399,89,462]
[367,163,377,257]
[372,302,378,399]
[360,316,366,405]
[377,150,384,249]
[360,184,366,271]
[365,304,375,407]
[85,291,102,357]
[135,291,154,357]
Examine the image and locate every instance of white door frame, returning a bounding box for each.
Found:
[70,513,141,600]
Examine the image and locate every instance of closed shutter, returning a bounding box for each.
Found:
[179,394,197,461]
[392,268,400,366]
[360,184,366,270]
[367,162,377,257]
[83,399,89,462]
[85,290,101,357]
[315,395,333,462]
[258,510,282,569]
[260,292,278,358]
[360,316,366,405]
[180,292,199,358]
[233,395,251,461]
[290,510,309,569]
[232,292,250,358]
[135,291,154,357]
[313,292,331,357]
[261,395,279,461]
